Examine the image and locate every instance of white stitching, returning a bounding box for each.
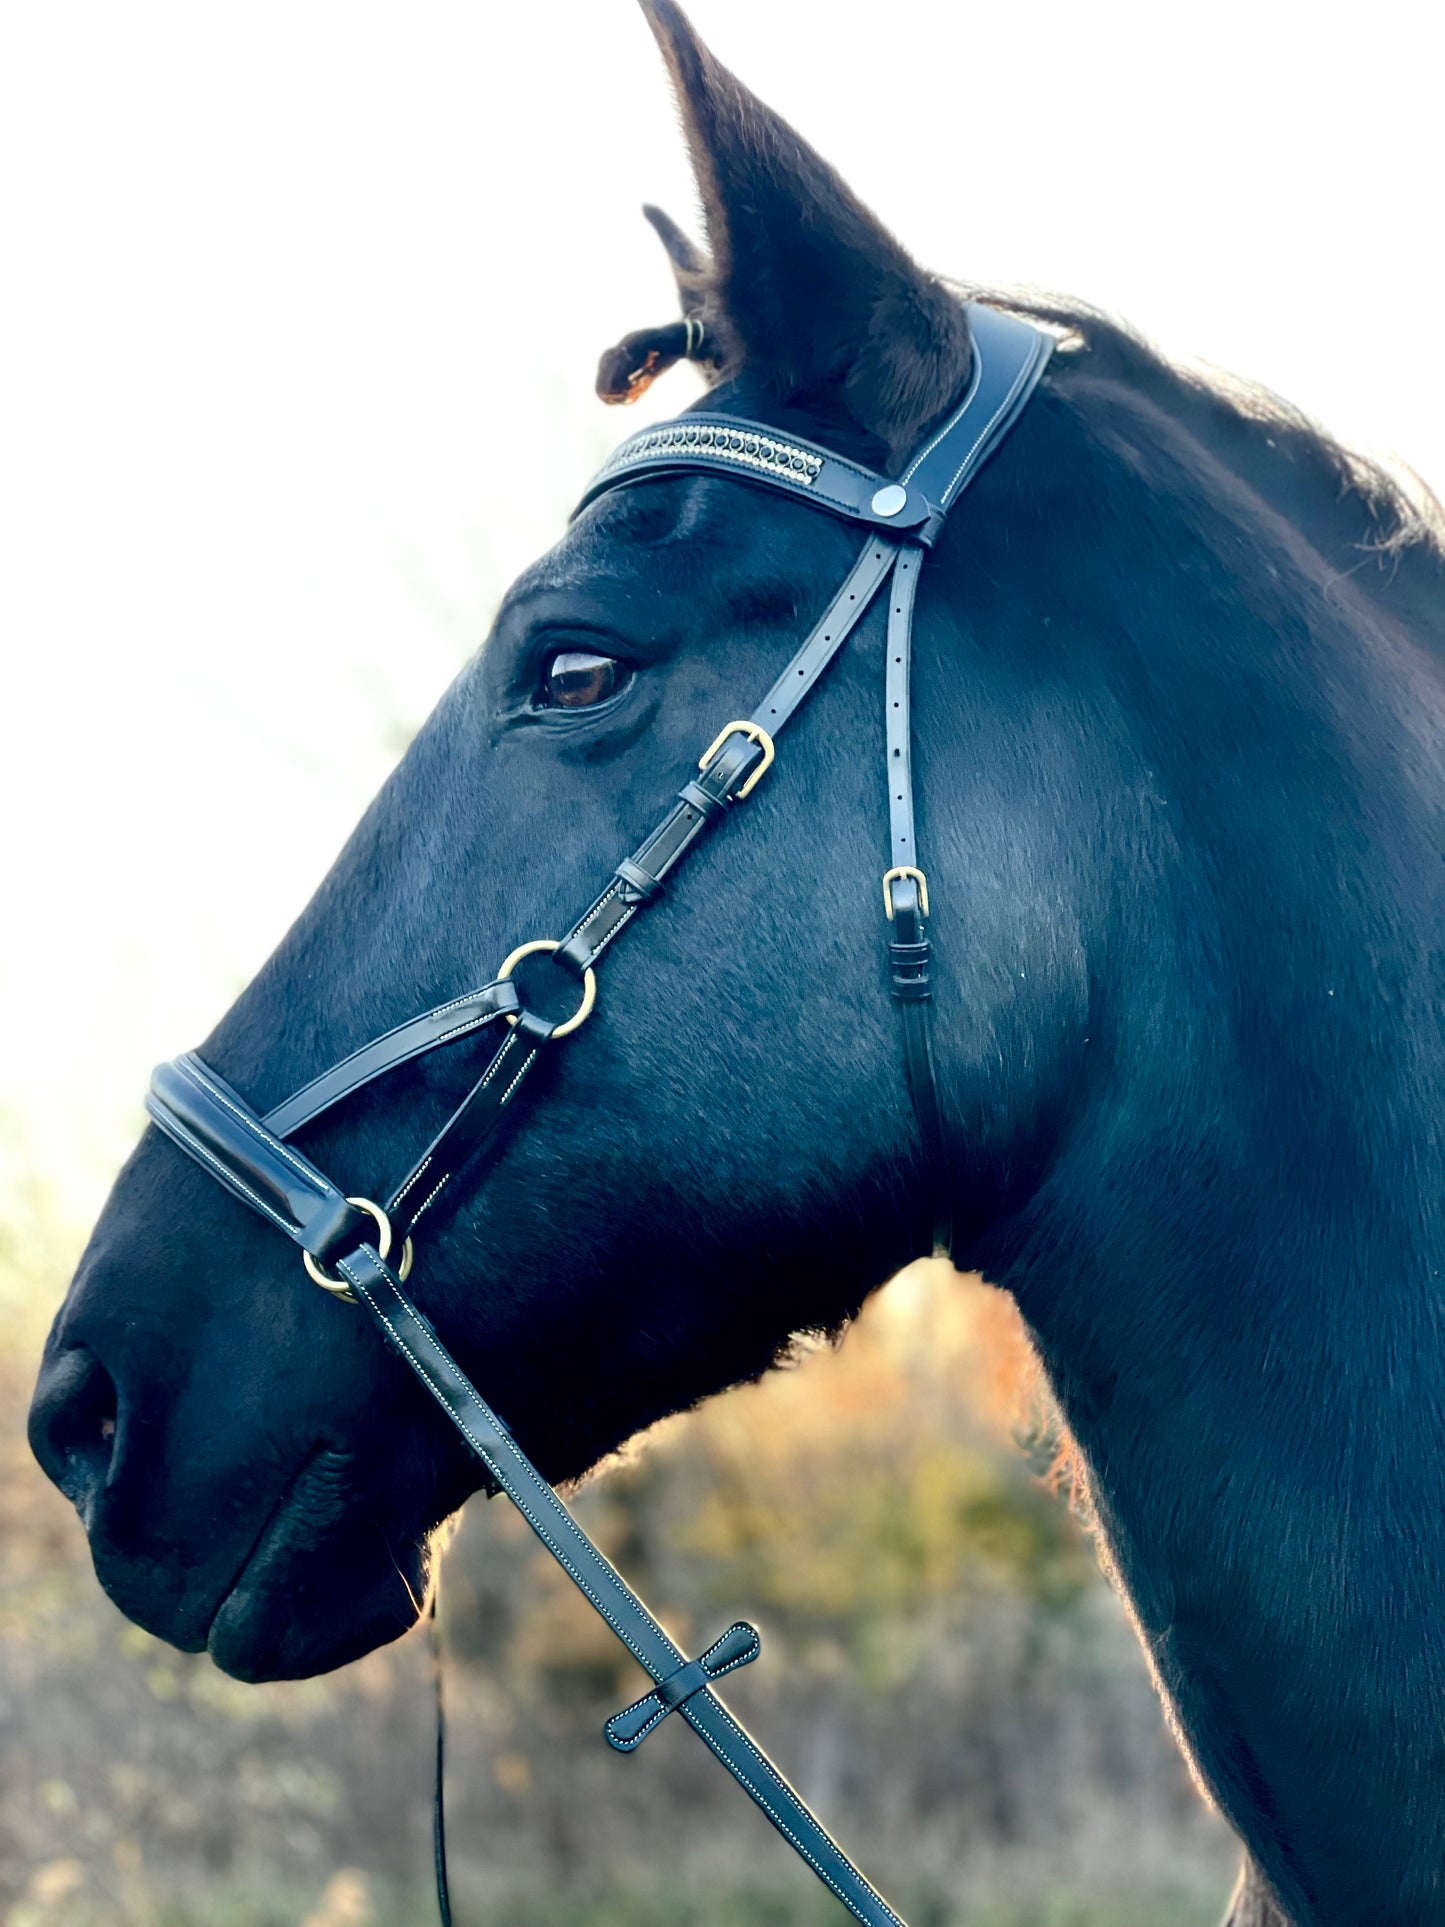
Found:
[703,1627,761,1680]
[389,1153,432,1209]
[389,1030,529,1218]
[343,1254,902,1926]
[499,1052,536,1104]
[148,1107,293,1236]
[937,349,1037,507]
[901,334,986,482]
[682,1695,907,1926]
[607,1697,670,1747]
[477,1033,517,1091]
[426,982,513,1022]
[407,1173,450,1224]
[180,1058,320,1188]
[432,1009,507,1050]
[342,1257,674,1676]
[608,1622,760,1746]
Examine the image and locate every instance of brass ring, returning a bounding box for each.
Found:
[303,1195,414,1303]
[498,939,598,1040]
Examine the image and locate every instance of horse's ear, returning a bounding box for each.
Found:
[596,205,727,405]
[636,0,972,464]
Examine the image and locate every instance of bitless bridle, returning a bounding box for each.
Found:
[145,302,1053,1926]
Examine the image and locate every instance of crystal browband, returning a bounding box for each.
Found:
[598,422,824,486]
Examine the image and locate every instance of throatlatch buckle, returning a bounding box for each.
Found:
[882,866,930,920]
[604,1622,761,1752]
[698,721,775,800]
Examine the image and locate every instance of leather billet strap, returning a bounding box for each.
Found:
[263,979,521,1140]
[558,537,898,975]
[385,1009,554,1241]
[337,1243,908,1927]
[883,551,950,1253]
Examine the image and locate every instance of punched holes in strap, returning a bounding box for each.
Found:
[556,726,769,978]
[605,1622,761,1752]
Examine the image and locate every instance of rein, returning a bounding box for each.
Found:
[144,302,1052,1925]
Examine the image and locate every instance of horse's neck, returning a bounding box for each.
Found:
[914,369,1445,1920]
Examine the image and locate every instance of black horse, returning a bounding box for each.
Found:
[28,6,1445,1924]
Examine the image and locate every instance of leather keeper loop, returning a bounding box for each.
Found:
[306,1195,373,1265]
[604,1622,761,1753]
[555,934,595,977]
[677,778,729,820]
[889,938,932,1003]
[511,1007,557,1044]
[615,856,664,901]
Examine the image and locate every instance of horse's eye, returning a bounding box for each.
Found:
[543,650,622,709]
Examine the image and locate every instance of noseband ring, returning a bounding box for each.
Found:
[497,939,598,1039]
[144,301,1054,1927]
[302,1195,413,1299]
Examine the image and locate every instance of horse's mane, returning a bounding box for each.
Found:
[971,287,1445,632]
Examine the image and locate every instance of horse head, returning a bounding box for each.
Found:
[29,0,1069,1680]
[31,8,1445,1923]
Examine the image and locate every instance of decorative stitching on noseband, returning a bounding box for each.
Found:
[499,1053,535,1104]
[390,1154,432,1209]
[181,1058,321,1189]
[146,1104,294,1237]
[408,1173,451,1225]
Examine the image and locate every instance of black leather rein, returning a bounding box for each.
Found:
[145,302,1053,1926]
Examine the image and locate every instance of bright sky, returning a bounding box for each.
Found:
[3,0,1442,1216]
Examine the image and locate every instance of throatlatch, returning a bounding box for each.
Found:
[145,302,1053,1927]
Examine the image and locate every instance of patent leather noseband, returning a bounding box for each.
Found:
[145,302,1053,1927]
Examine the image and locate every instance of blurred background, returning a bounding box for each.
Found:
[2,1,1441,1920]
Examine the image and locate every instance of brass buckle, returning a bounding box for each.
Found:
[498,939,597,1040]
[303,1195,413,1303]
[698,721,775,801]
[882,866,930,920]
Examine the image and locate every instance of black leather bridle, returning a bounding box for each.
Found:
[145,302,1053,1927]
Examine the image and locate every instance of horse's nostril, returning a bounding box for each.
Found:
[28,1346,119,1526]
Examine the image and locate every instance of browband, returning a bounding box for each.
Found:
[144,301,1054,1927]
[575,302,1053,544]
